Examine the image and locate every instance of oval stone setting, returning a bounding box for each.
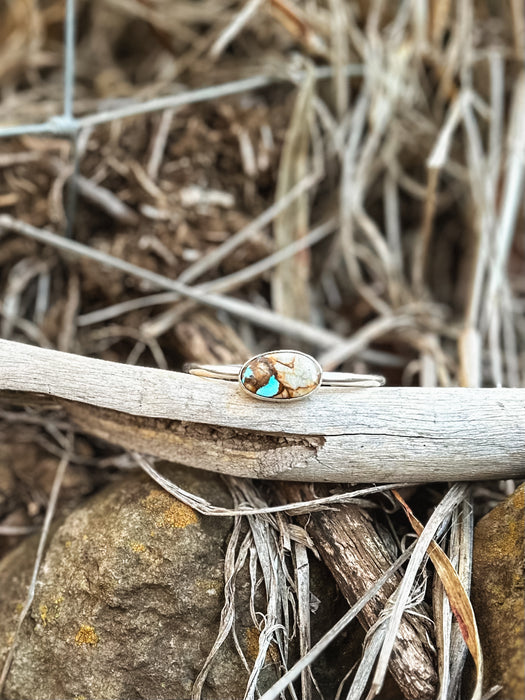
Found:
[239,351,322,401]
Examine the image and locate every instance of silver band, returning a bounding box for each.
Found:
[185,350,385,402]
[185,363,385,388]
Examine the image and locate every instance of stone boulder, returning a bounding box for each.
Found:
[0,465,278,699]
[471,484,525,699]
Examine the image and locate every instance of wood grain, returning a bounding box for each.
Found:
[1,339,524,482]
[281,483,437,700]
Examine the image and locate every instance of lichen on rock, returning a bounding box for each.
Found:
[75,625,99,646]
[471,484,525,700]
[0,464,277,700]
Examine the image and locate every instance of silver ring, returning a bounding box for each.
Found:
[184,349,385,402]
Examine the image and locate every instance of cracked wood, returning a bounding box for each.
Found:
[1,339,524,482]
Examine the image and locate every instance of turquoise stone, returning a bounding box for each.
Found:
[255,375,280,397]
[239,351,322,401]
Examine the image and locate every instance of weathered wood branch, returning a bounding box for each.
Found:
[281,483,437,700]
[1,339,524,482]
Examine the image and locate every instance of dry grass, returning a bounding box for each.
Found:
[0,1,524,699]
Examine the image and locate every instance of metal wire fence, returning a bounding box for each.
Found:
[0,1,360,142]
[0,0,361,241]
[0,1,364,350]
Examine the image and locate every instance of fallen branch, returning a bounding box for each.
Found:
[1,339,524,482]
[280,483,437,700]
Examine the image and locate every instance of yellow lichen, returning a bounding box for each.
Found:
[40,604,48,626]
[143,489,199,529]
[130,541,146,553]
[39,597,64,627]
[163,501,199,528]
[245,627,279,664]
[65,540,72,548]
[245,626,260,661]
[75,625,99,646]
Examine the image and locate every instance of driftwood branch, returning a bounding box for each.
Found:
[281,483,437,700]
[1,339,524,482]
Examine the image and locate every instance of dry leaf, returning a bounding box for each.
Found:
[392,489,484,700]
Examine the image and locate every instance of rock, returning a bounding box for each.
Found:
[0,462,382,700]
[0,465,280,700]
[470,484,525,700]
